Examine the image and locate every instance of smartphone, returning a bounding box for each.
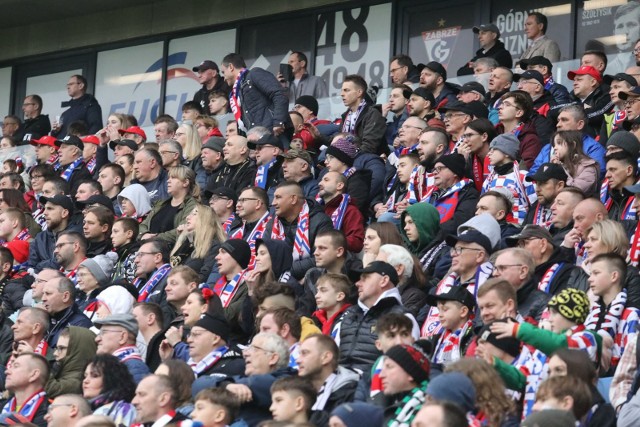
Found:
[279,63,293,82]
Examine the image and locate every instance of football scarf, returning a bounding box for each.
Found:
[231,212,271,269]
[432,320,473,364]
[331,195,350,229]
[471,154,490,193]
[113,345,143,362]
[426,178,472,223]
[1,390,46,422]
[601,179,637,220]
[229,68,249,131]
[223,213,235,235]
[86,157,97,174]
[313,372,339,411]
[14,228,30,241]
[538,263,564,293]
[369,356,384,398]
[532,203,552,228]
[135,263,171,302]
[47,153,61,171]
[630,224,640,267]
[271,201,311,260]
[60,156,84,182]
[254,159,276,189]
[213,271,245,308]
[387,381,428,427]
[342,100,366,133]
[188,345,229,376]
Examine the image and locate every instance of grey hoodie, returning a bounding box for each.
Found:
[118,183,152,218]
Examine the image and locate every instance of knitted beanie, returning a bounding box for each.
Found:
[295,95,319,116]
[436,153,466,178]
[385,344,430,384]
[80,252,117,286]
[426,372,476,412]
[547,288,590,325]
[326,137,358,167]
[330,403,383,427]
[195,312,230,342]
[490,134,520,160]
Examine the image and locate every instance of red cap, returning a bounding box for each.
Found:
[567,66,602,83]
[207,127,223,138]
[118,126,147,141]
[81,135,100,145]
[292,128,315,150]
[30,135,59,149]
[3,240,29,264]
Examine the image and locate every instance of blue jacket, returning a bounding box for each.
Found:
[530,134,606,178]
[240,67,291,130]
[46,304,93,347]
[28,222,83,273]
[124,358,151,384]
[51,93,103,138]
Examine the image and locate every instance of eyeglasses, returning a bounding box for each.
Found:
[243,343,274,353]
[211,196,230,202]
[22,103,36,107]
[450,246,484,256]
[634,48,640,54]
[624,98,640,106]
[443,113,467,120]
[433,166,447,173]
[462,133,480,140]
[493,264,524,273]
[135,251,159,258]
[53,345,69,353]
[518,80,541,86]
[54,242,74,250]
[500,101,518,109]
[160,150,178,156]
[47,404,73,413]
[97,328,124,336]
[66,82,79,87]
[31,175,44,180]
[1,123,17,127]
[237,197,258,203]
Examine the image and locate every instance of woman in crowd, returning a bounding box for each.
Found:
[244,238,297,293]
[170,204,225,282]
[362,222,404,267]
[155,359,195,416]
[76,253,117,317]
[102,113,133,143]
[115,154,135,187]
[176,123,204,180]
[25,164,56,211]
[83,354,137,426]
[548,348,616,427]
[92,285,137,319]
[581,219,640,307]
[139,165,198,243]
[551,130,599,196]
[195,115,218,142]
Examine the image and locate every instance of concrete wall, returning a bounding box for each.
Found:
[0,0,352,62]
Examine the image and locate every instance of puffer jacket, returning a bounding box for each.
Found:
[340,103,387,155]
[139,195,198,245]
[264,199,334,280]
[339,289,410,373]
[240,67,291,130]
[51,93,103,138]
[531,133,606,179]
[517,278,551,322]
[46,326,97,398]
[570,86,614,137]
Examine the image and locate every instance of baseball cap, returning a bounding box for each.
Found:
[279,149,313,164]
[505,224,554,247]
[30,135,60,149]
[412,87,436,105]
[247,133,284,150]
[55,135,83,149]
[424,61,447,81]
[192,60,219,72]
[617,86,640,100]
[205,185,237,204]
[354,261,399,285]
[118,126,147,141]
[513,70,544,86]
[109,138,139,151]
[518,56,553,70]
[76,194,116,213]
[39,195,74,213]
[440,100,473,115]
[202,136,225,153]
[477,320,521,358]
[472,23,500,37]
[603,72,637,88]
[567,65,602,83]
[81,135,100,145]
[94,313,139,336]
[525,163,568,182]
[446,229,494,254]
[459,81,486,97]
[426,286,475,310]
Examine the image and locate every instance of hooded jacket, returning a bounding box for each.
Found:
[309,366,360,427]
[139,195,198,245]
[46,326,97,398]
[118,183,152,219]
[401,203,441,256]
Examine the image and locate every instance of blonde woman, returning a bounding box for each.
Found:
[170,204,225,281]
[139,165,199,243]
[175,123,205,188]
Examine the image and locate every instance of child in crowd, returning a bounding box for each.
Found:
[269,376,317,424]
[482,133,536,225]
[427,286,475,370]
[375,152,425,222]
[585,253,640,373]
[117,183,152,221]
[369,313,415,402]
[490,288,598,419]
[2,158,23,175]
[551,130,599,196]
[531,375,592,422]
[191,387,240,427]
[111,217,140,283]
[311,273,352,340]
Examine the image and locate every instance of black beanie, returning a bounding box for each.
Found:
[295,95,319,116]
[220,239,251,270]
[436,153,466,178]
[194,312,231,342]
[477,320,521,358]
[385,344,430,384]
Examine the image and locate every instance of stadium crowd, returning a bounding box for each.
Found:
[1,10,640,427]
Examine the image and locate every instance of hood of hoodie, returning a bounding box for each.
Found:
[256,238,293,278]
[331,366,361,392]
[401,203,441,254]
[59,326,97,373]
[117,183,152,217]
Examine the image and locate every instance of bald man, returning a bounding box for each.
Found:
[210,135,257,195]
[560,198,608,266]
[44,394,92,427]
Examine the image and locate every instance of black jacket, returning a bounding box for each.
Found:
[46,304,93,347]
[239,67,291,130]
[570,86,613,137]
[87,239,112,258]
[193,78,230,114]
[22,114,51,140]
[1,273,33,317]
[210,159,257,197]
[62,163,93,198]
[533,248,589,295]
[264,199,334,280]
[51,93,103,138]
[517,278,551,321]
[28,221,83,273]
[340,103,387,155]
[347,168,373,218]
[457,40,513,76]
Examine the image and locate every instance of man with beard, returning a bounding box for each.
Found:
[53,231,87,285]
[524,163,567,228]
[419,61,459,109]
[192,60,230,114]
[318,171,364,253]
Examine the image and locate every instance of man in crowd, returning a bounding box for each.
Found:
[249,131,284,201]
[22,94,51,138]
[420,61,459,108]
[518,56,571,104]
[519,12,561,62]
[53,231,87,284]
[383,84,411,146]
[524,163,567,228]
[1,353,50,425]
[282,51,329,101]
[131,148,169,204]
[281,149,318,199]
[549,187,586,245]
[132,374,188,426]
[192,60,230,114]
[51,74,103,138]
[153,116,178,142]
[211,135,257,195]
[409,87,437,122]
[56,136,93,197]
[97,163,124,214]
[42,276,92,346]
[457,23,512,76]
[200,136,225,196]
[43,394,92,427]
[389,54,420,85]
[567,65,613,136]
[340,74,387,154]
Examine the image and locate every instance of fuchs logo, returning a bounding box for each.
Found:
[134,52,198,91]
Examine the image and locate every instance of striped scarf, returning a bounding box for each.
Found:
[223,213,235,235]
[188,346,229,376]
[271,201,311,261]
[254,159,276,189]
[229,68,249,131]
[113,345,143,362]
[1,390,46,422]
[330,195,350,229]
[135,263,171,302]
[213,271,245,308]
[60,156,84,182]
[342,100,366,133]
[231,212,271,270]
[433,320,473,364]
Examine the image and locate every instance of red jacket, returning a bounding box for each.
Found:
[323,195,365,253]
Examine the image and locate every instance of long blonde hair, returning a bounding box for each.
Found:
[168,165,200,199]
[171,204,225,259]
[178,123,201,161]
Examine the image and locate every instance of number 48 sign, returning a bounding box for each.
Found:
[315,3,391,99]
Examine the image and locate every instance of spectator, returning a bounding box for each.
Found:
[602,151,637,220]
[281,149,319,199]
[519,56,572,104]
[192,60,230,114]
[339,74,386,154]
[1,353,50,426]
[601,73,636,142]
[475,190,521,247]
[131,148,169,205]
[200,137,225,198]
[132,374,188,425]
[567,65,613,137]
[310,276,352,338]
[43,393,92,427]
[458,23,512,76]
[487,67,514,122]
[389,54,420,85]
[53,231,88,285]
[45,326,97,398]
[531,375,592,421]
[133,238,172,308]
[282,51,329,101]
[408,87,437,123]
[153,116,178,142]
[524,162,568,228]
[22,94,51,139]
[42,276,92,346]
[55,136,93,198]
[10,306,51,362]
[420,61,459,109]
[52,75,103,138]
[383,84,411,147]
[550,130,599,196]
[519,12,561,62]
[210,135,257,195]
[191,387,240,427]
